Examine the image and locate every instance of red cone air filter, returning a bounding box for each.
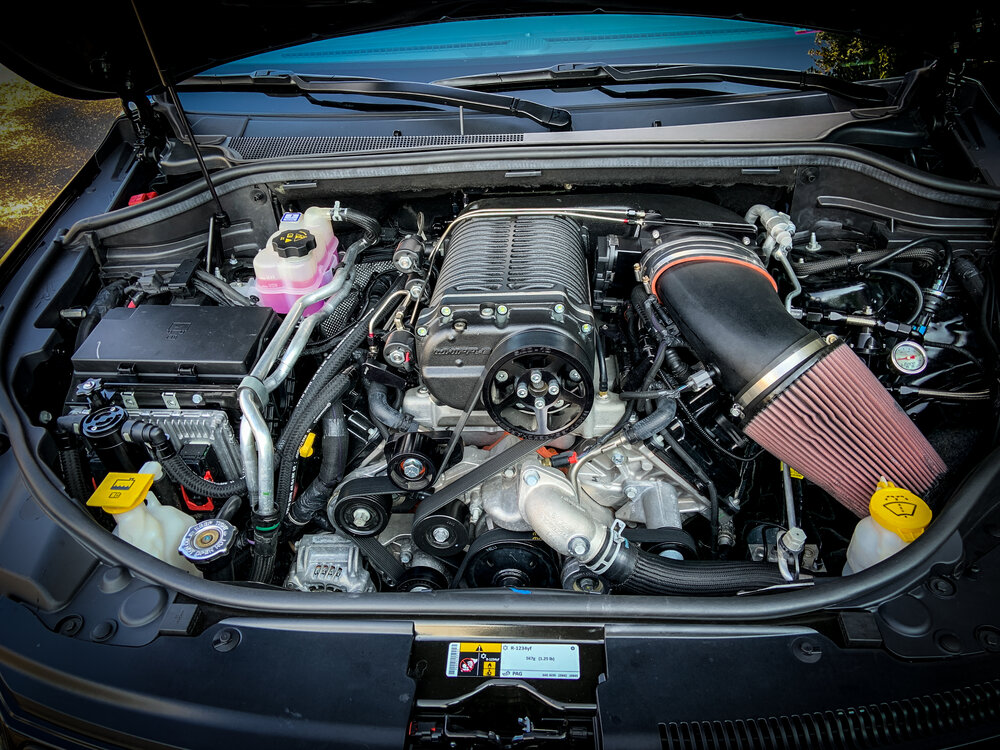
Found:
[642,233,947,518]
[743,344,946,515]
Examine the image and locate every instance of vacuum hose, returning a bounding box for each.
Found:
[641,234,946,515]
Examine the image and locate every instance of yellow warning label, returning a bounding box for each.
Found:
[86,473,155,514]
[460,642,501,653]
[780,463,805,480]
[483,661,496,677]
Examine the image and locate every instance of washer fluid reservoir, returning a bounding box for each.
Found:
[254,208,340,315]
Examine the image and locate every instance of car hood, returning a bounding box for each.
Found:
[0,1,994,100]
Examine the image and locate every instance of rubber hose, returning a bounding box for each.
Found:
[161,455,248,498]
[58,446,90,503]
[867,268,924,324]
[215,495,243,522]
[249,527,278,584]
[605,543,785,595]
[663,348,690,381]
[124,420,249,496]
[275,314,372,456]
[365,381,418,432]
[76,279,127,349]
[276,373,353,522]
[288,403,348,526]
[794,247,939,276]
[953,256,985,305]
[625,398,678,442]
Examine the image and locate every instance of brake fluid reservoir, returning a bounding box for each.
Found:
[843,480,932,575]
[87,462,202,576]
[254,207,340,315]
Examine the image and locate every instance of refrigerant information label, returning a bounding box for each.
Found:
[445,642,580,679]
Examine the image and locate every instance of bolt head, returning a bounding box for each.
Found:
[401,458,425,479]
[533,397,546,409]
[624,486,638,499]
[431,527,452,544]
[611,452,626,465]
[516,386,529,399]
[440,306,452,317]
[416,326,428,337]
[352,508,372,527]
[568,370,581,382]
[397,256,413,270]
[496,305,508,315]
[530,370,543,384]
[568,536,590,556]
[547,380,560,396]
[495,370,509,382]
[728,403,743,418]
[554,303,565,314]
[399,551,412,564]
[387,350,406,365]
[523,470,539,486]
[581,323,593,334]
[191,393,205,405]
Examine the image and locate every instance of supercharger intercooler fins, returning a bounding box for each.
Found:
[641,235,946,516]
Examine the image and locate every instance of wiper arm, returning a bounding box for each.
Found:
[435,63,890,105]
[180,70,572,130]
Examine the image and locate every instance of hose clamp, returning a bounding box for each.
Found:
[736,337,830,410]
[586,519,627,575]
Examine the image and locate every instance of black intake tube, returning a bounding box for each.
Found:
[604,543,786,595]
[643,236,821,398]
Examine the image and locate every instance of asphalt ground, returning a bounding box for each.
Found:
[0,65,120,254]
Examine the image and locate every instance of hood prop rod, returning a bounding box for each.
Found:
[129,0,230,227]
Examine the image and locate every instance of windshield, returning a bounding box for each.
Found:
[204,14,820,79]
[184,14,901,139]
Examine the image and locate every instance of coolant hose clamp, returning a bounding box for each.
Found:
[585,519,627,576]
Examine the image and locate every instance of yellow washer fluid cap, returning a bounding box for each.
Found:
[869,479,932,542]
[87,473,155,514]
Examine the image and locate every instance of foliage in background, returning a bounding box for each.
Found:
[809,32,898,81]
[0,68,119,253]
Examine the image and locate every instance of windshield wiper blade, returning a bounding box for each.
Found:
[180,70,572,130]
[435,63,890,105]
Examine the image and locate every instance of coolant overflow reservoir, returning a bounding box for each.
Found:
[253,207,340,315]
[87,463,202,576]
[844,480,932,575]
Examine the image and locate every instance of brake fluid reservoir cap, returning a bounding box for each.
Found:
[87,473,155,514]
[273,229,316,258]
[869,479,932,542]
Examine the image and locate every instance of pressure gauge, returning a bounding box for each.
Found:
[889,341,928,375]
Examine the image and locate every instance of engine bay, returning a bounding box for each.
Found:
[40,174,998,597]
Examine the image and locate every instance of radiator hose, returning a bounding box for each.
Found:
[602,543,786,595]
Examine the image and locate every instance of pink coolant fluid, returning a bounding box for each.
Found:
[254,208,341,315]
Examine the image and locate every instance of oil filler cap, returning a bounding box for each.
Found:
[273,229,317,258]
[869,479,932,542]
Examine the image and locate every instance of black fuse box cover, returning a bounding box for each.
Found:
[72,305,276,382]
